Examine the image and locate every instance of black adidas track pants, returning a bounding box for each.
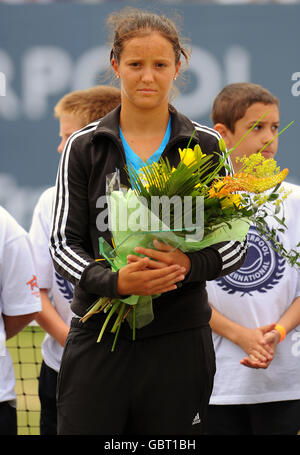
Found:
[57,317,216,435]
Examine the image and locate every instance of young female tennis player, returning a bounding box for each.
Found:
[50,8,247,435]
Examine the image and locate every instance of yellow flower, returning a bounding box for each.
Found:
[178,147,196,166]
[220,194,243,210]
[218,137,227,154]
[253,193,270,206]
[178,144,206,166]
[209,168,289,197]
[238,152,280,177]
[209,180,225,195]
[194,144,206,160]
[138,171,149,189]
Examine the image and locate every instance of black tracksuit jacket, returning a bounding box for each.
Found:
[50,105,247,339]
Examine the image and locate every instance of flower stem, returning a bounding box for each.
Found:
[132,305,136,341]
[111,302,126,333]
[111,303,126,352]
[258,120,294,154]
[80,297,110,323]
[97,301,120,343]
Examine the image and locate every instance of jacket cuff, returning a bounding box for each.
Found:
[183,248,223,283]
[78,261,121,298]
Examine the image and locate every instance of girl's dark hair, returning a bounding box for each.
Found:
[107,7,191,67]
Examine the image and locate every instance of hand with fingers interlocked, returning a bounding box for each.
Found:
[239,324,278,369]
[127,238,191,273]
[117,239,190,297]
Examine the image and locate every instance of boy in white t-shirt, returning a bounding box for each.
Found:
[29,85,121,435]
[0,206,41,434]
[205,83,300,435]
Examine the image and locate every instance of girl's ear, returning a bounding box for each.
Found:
[174,61,181,80]
[111,58,120,78]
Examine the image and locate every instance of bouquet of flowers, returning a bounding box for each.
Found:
[81,124,298,351]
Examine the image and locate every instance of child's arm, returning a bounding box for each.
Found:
[262,295,300,348]
[210,305,275,368]
[241,293,300,368]
[3,312,40,340]
[35,289,70,347]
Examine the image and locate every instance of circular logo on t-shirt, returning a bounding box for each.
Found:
[215,226,285,295]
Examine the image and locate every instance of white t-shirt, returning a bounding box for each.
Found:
[207,182,300,404]
[29,187,74,373]
[0,206,41,406]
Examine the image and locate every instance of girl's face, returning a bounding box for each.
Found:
[111,32,181,111]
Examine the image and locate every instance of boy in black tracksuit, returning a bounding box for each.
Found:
[50,105,248,435]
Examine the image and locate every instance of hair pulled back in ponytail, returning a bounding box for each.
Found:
[107,7,191,68]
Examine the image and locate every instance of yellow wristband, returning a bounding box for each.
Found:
[275,324,286,342]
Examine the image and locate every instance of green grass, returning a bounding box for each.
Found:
[6,325,44,435]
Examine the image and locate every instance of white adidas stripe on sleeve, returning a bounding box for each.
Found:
[50,123,98,282]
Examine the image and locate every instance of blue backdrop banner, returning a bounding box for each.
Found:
[0,3,299,228]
